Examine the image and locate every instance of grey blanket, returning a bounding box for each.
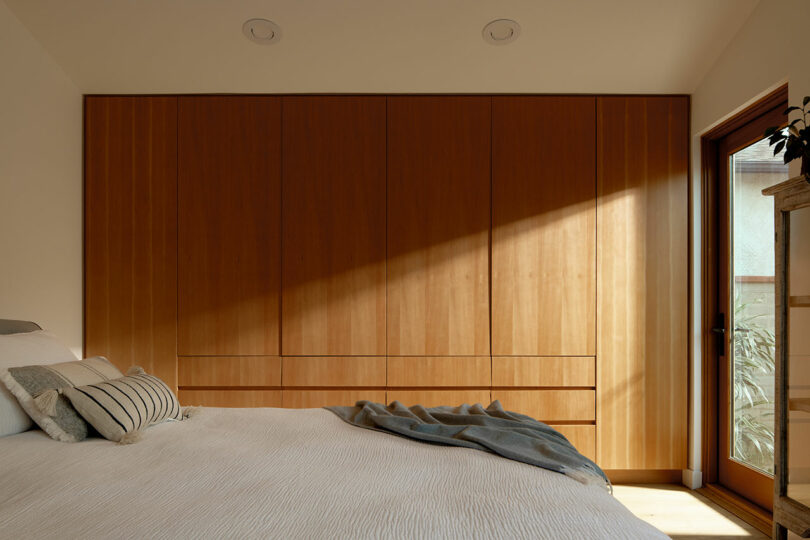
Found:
[326,400,610,491]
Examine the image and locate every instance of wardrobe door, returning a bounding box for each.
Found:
[177,97,281,356]
[85,96,178,388]
[492,96,596,356]
[282,97,386,356]
[597,96,689,470]
[386,96,491,356]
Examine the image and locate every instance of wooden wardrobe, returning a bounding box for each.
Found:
[84,94,688,474]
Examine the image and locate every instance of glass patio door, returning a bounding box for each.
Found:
[716,109,788,510]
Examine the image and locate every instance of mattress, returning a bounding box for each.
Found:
[0,407,666,539]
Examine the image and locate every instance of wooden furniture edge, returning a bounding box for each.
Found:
[775,496,810,537]
[699,483,773,536]
[763,175,810,196]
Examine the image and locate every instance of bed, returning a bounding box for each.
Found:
[0,321,666,539]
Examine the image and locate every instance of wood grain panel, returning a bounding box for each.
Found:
[179,390,282,408]
[178,357,281,387]
[492,97,596,356]
[596,96,688,469]
[84,96,178,389]
[492,390,595,422]
[282,357,385,387]
[552,424,596,461]
[387,357,490,387]
[387,97,491,356]
[492,357,595,387]
[178,96,281,356]
[282,97,386,355]
[282,390,386,408]
[386,390,491,408]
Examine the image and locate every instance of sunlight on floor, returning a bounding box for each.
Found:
[612,485,768,539]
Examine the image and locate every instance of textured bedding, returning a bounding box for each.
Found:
[0,407,666,539]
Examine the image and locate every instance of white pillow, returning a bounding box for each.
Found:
[0,330,77,437]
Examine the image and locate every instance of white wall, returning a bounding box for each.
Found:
[0,1,82,354]
[688,0,810,485]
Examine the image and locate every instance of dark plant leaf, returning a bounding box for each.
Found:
[764,126,778,136]
[774,141,785,155]
[785,106,801,114]
[804,96,810,106]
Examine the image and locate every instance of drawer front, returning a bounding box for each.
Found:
[282,390,386,408]
[387,356,490,387]
[282,357,385,387]
[492,389,595,422]
[178,356,281,387]
[492,356,594,387]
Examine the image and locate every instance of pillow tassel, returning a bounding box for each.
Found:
[118,430,144,445]
[33,388,60,417]
[126,365,146,376]
[182,406,201,419]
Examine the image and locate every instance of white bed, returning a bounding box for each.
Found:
[0,406,666,539]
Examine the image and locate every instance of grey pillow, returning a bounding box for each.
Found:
[0,356,124,442]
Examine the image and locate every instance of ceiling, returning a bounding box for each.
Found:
[4,0,759,94]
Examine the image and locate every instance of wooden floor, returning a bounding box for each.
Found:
[613,484,768,539]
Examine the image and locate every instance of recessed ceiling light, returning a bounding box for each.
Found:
[482,19,520,46]
[242,18,281,45]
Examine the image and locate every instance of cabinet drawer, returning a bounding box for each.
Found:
[386,390,490,408]
[283,390,385,408]
[492,356,594,387]
[282,357,385,387]
[178,356,281,387]
[179,390,282,408]
[387,356,490,387]
[492,390,595,422]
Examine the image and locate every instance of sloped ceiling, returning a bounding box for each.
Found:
[4,0,758,94]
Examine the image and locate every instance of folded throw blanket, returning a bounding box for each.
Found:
[326,400,610,491]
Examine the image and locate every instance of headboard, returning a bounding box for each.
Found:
[0,319,41,335]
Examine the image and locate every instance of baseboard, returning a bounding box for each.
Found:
[681,468,703,489]
[605,469,682,484]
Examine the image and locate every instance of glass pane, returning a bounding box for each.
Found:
[730,137,787,475]
[788,207,810,505]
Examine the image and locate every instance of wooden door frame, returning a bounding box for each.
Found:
[700,84,788,514]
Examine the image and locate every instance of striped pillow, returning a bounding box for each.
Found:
[63,367,183,443]
[1,356,124,442]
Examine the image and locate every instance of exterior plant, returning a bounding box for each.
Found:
[732,298,776,473]
[765,96,810,181]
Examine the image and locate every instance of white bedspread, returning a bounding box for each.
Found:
[0,407,666,539]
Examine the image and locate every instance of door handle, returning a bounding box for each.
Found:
[712,313,726,356]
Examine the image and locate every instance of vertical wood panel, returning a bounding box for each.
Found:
[596,96,689,469]
[84,96,178,388]
[178,97,281,356]
[282,97,386,355]
[492,97,596,356]
[387,97,491,356]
